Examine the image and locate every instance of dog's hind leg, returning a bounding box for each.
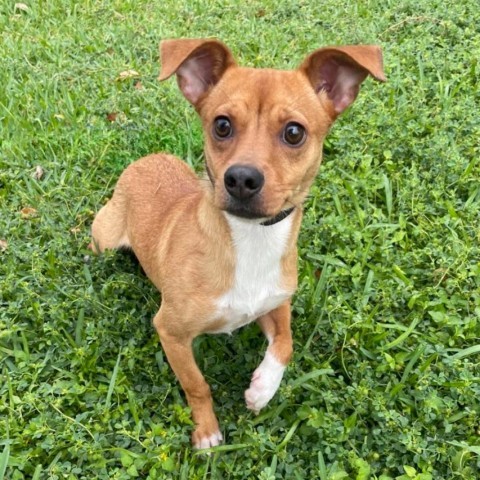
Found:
[90,189,130,253]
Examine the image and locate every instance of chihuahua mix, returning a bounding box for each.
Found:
[91,38,385,448]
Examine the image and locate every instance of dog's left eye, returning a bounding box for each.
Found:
[283,122,307,147]
[213,116,233,140]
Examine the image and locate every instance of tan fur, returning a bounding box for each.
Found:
[91,39,385,448]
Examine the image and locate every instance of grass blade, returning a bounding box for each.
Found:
[383,174,393,219]
[0,444,10,480]
[75,307,85,346]
[277,420,300,450]
[382,317,420,351]
[361,269,375,308]
[450,345,480,360]
[305,264,331,351]
[390,345,426,399]
[392,264,413,286]
[105,349,122,409]
[447,441,480,456]
[318,450,327,480]
[270,454,278,474]
[400,344,426,383]
[343,180,364,228]
[32,464,43,480]
[290,369,334,390]
[313,264,330,304]
[193,443,251,455]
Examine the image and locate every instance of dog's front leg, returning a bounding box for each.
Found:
[245,301,293,414]
[153,309,222,449]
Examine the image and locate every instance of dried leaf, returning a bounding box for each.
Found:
[134,81,143,90]
[117,69,140,81]
[15,3,29,12]
[0,239,7,252]
[20,207,37,218]
[32,165,44,180]
[106,112,118,122]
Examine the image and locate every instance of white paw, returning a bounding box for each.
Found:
[245,351,285,414]
[194,431,223,450]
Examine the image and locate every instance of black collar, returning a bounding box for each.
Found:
[260,208,295,226]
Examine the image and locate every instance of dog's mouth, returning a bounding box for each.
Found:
[224,197,295,225]
[224,204,295,227]
[224,199,267,220]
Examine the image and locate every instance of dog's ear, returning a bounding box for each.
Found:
[159,38,236,105]
[300,45,386,115]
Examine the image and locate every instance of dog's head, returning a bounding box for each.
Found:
[159,39,385,221]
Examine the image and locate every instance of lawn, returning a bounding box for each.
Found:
[1,0,479,478]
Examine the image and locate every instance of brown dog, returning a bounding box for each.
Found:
[91,38,385,448]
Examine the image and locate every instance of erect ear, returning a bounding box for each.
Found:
[300,45,386,115]
[158,38,236,106]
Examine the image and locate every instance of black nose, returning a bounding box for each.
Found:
[224,165,265,200]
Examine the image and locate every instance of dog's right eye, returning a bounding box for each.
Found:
[213,116,233,140]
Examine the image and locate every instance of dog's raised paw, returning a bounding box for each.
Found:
[245,352,285,414]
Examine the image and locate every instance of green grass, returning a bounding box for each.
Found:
[1,0,479,478]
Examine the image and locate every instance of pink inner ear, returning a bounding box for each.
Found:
[177,59,208,104]
[177,56,211,104]
[176,50,222,105]
[318,58,368,114]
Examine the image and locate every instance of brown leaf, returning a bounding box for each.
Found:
[433,268,449,284]
[117,69,140,81]
[20,207,38,218]
[106,112,118,122]
[15,3,29,12]
[0,239,7,252]
[134,81,143,90]
[32,165,44,180]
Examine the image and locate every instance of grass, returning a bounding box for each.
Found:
[1,0,479,478]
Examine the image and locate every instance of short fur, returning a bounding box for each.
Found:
[91,38,385,448]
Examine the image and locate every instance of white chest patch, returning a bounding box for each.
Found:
[211,213,294,334]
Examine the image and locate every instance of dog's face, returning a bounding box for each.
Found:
[200,68,332,219]
[159,39,385,220]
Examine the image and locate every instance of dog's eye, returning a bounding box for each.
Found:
[213,116,233,139]
[283,122,306,147]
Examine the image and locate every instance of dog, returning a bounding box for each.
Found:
[91,38,385,448]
